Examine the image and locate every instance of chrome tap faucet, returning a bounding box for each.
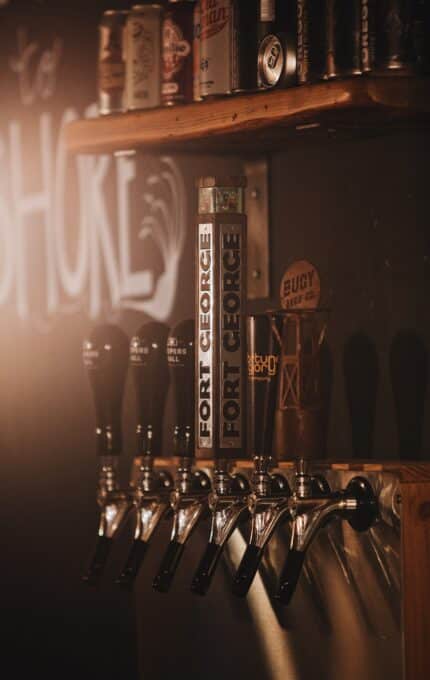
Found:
[153,320,211,593]
[116,322,173,589]
[190,459,250,596]
[82,324,132,586]
[277,461,378,605]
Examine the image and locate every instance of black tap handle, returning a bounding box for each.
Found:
[190,542,223,596]
[231,544,264,598]
[277,549,306,606]
[247,314,282,459]
[83,325,129,456]
[130,322,170,457]
[168,320,195,457]
[152,541,185,593]
[82,536,113,586]
[116,540,149,590]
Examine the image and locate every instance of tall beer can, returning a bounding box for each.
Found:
[296,0,326,83]
[325,0,362,78]
[126,4,163,110]
[196,177,247,461]
[258,0,298,90]
[98,10,128,115]
[162,0,195,106]
[199,0,260,97]
[374,0,415,73]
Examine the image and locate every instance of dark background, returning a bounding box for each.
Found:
[0,2,429,679]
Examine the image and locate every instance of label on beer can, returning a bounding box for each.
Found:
[126,10,161,110]
[258,34,285,88]
[197,222,214,449]
[193,2,202,100]
[162,17,192,99]
[260,0,275,23]
[200,0,232,97]
[219,223,243,449]
[130,336,150,365]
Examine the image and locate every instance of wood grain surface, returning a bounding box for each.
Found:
[64,77,430,155]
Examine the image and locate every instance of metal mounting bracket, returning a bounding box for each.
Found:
[243,157,270,300]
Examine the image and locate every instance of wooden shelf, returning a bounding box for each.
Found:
[65,76,430,155]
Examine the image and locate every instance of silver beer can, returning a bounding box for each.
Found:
[98,10,128,116]
[126,4,162,110]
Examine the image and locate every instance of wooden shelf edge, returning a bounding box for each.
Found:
[64,76,430,156]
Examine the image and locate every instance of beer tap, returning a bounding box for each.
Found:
[232,314,291,598]
[190,458,250,596]
[116,322,172,589]
[277,462,378,605]
[82,324,131,586]
[152,320,211,593]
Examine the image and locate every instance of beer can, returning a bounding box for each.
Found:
[296,0,326,83]
[162,0,195,106]
[98,10,128,116]
[193,0,202,101]
[199,0,260,97]
[196,176,247,461]
[258,0,297,90]
[126,4,162,110]
[374,0,415,74]
[325,0,362,79]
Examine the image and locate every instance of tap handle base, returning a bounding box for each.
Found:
[190,542,223,596]
[277,548,305,606]
[346,476,378,532]
[82,536,112,587]
[116,540,149,590]
[232,545,264,598]
[152,541,185,593]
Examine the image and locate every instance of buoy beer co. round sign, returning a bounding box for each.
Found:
[280,260,321,310]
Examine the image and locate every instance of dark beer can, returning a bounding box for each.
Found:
[126,4,162,110]
[374,0,415,73]
[325,0,362,79]
[98,10,128,115]
[413,0,430,73]
[162,0,195,106]
[257,0,297,90]
[199,0,260,97]
[296,0,326,83]
[196,176,247,461]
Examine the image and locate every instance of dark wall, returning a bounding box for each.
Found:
[0,2,429,680]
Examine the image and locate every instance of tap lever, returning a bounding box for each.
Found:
[231,544,264,598]
[277,549,305,605]
[152,541,185,593]
[82,536,113,586]
[116,540,149,590]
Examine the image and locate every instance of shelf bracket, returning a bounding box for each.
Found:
[243,157,270,300]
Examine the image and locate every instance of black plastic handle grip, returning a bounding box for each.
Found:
[130,322,170,457]
[116,540,149,590]
[152,541,185,593]
[83,325,129,456]
[231,544,264,598]
[168,320,195,457]
[277,549,306,606]
[82,536,113,587]
[190,542,223,596]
